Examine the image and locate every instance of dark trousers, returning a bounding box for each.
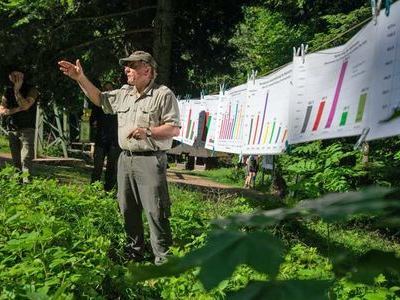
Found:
[8,128,35,182]
[117,151,172,260]
[91,143,121,191]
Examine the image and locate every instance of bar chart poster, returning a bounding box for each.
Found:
[213,84,247,153]
[367,2,400,141]
[205,94,222,150]
[174,100,189,142]
[242,65,292,154]
[193,94,218,148]
[288,22,375,144]
[181,99,204,146]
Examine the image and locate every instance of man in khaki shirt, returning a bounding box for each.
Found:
[58,51,180,265]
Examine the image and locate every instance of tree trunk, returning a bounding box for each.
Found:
[152,0,174,85]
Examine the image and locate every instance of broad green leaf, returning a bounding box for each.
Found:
[213,207,299,228]
[349,250,400,284]
[198,231,284,290]
[298,186,400,222]
[129,230,284,290]
[227,280,332,300]
[215,187,400,229]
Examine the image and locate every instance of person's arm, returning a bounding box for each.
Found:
[0,95,23,116]
[0,106,23,116]
[15,88,38,111]
[127,124,179,140]
[58,59,102,107]
[9,72,37,111]
[127,91,180,140]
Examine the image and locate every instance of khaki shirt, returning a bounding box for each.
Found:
[101,82,180,151]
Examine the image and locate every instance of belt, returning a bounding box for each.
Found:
[123,150,164,156]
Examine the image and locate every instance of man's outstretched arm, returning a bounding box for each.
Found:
[58,59,102,107]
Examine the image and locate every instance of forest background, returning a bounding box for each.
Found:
[1,0,400,299]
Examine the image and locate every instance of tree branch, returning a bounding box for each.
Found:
[52,6,157,32]
[57,28,153,55]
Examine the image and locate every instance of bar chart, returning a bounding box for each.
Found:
[195,94,218,149]
[289,20,375,144]
[214,84,247,153]
[181,99,204,146]
[242,65,291,154]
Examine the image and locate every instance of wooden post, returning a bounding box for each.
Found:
[53,103,68,158]
[63,108,70,145]
[34,102,44,158]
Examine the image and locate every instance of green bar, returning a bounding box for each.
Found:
[269,121,276,144]
[340,111,348,126]
[186,121,193,139]
[355,93,367,122]
[206,116,212,131]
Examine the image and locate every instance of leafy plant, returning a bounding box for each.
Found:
[0,166,125,298]
[129,186,400,299]
[280,140,366,198]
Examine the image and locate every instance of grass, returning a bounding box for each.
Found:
[307,220,400,255]
[1,142,400,298]
[0,133,91,185]
[0,134,9,153]
[1,163,400,298]
[33,163,92,185]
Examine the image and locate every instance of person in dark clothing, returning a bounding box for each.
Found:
[244,155,259,189]
[90,82,121,191]
[0,69,39,182]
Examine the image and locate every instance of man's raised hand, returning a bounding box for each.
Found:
[58,59,84,81]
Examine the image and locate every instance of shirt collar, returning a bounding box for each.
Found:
[133,79,155,101]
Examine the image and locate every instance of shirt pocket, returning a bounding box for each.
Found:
[137,108,159,128]
[116,107,130,127]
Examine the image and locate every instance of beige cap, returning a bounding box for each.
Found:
[119,50,157,69]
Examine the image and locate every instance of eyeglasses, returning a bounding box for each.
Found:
[126,61,145,70]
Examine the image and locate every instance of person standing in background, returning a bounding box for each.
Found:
[244,155,258,189]
[90,81,121,191]
[0,68,39,182]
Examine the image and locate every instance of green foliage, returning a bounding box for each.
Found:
[279,244,333,280]
[131,186,400,298]
[279,140,366,198]
[0,165,263,298]
[227,280,332,300]
[0,0,130,113]
[367,137,400,187]
[333,277,400,300]
[0,166,125,298]
[229,7,310,81]
[42,143,64,157]
[311,6,371,50]
[0,134,9,153]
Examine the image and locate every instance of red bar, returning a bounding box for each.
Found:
[312,99,326,131]
[201,112,209,141]
[252,114,260,144]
